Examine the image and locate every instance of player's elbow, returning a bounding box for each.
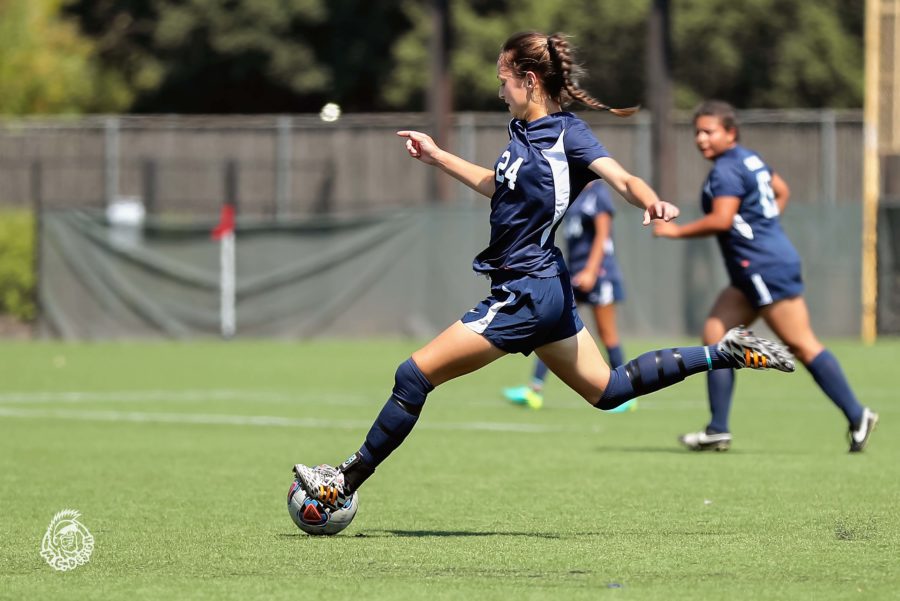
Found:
[709,216,733,232]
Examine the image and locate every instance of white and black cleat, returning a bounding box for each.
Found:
[292,463,350,510]
[678,429,732,452]
[849,407,879,453]
[717,326,795,372]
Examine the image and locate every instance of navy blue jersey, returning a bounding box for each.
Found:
[562,181,621,282]
[472,112,609,277]
[702,145,801,279]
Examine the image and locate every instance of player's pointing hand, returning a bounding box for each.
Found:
[642,201,680,225]
[397,130,443,166]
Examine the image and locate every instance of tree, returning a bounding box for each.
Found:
[673,0,863,108]
[65,0,410,113]
[388,0,863,112]
[0,0,129,114]
[385,0,651,111]
[62,0,864,113]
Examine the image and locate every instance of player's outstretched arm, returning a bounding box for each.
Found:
[653,196,739,239]
[396,130,495,198]
[588,156,679,225]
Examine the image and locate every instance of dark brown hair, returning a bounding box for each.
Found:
[693,100,740,140]
[499,31,638,117]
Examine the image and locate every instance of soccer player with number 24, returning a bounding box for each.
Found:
[292,33,795,510]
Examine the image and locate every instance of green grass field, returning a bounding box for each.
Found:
[0,337,897,600]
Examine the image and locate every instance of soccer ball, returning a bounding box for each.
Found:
[287,477,358,536]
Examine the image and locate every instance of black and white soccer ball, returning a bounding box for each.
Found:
[287,475,358,536]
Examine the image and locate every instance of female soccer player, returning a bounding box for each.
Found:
[292,34,794,507]
[502,180,635,412]
[654,100,878,453]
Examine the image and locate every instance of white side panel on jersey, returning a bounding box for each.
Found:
[732,214,755,239]
[539,131,571,247]
[465,286,517,335]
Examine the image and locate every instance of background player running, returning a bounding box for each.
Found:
[654,100,878,453]
[503,179,635,412]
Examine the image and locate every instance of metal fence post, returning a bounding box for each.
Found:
[142,159,157,216]
[821,109,837,206]
[456,112,477,204]
[275,115,292,221]
[225,159,238,209]
[105,117,120,206]
[634,111,654,185]
[31,160,43,326]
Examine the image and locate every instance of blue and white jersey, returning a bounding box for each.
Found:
[562,181,621,282]
[472,112,609,277]
[702,145,800,278]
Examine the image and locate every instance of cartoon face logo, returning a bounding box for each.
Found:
[41,510,94,571]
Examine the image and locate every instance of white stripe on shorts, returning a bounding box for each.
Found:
[750,273,774,305]
[465,286,517,335]
[598,281,615,306]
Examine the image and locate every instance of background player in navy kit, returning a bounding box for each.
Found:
[654,100,878,453]
[503,180,635,412]
[292,35,795,507]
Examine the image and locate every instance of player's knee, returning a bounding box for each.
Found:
[593,365,631,410]
[702,324,726,345]
[392,358,434,413]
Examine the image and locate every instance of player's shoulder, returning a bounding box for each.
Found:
[558,111,593,133]
[524,111,583,133]
[716,145,768,173]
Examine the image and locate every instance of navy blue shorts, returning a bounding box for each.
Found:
[730,262,804,309]
[461,273,584,356]
[573,277,625,307]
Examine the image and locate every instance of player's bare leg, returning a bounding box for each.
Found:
[536,327,610,403]
[411,321,507,386]
[759,296,822,364]
[703,286,759,344]
[592,303,620,351]
[539,319,793,415]
[762,296,878,452]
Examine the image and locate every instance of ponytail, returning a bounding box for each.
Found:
[546,34,639,117]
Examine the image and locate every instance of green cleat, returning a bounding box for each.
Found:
[503,386,544,410]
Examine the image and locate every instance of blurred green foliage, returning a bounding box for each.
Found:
[388,0,864,110]
[5,0,864,114]
[0,0,130,114]
[64,0,409,112]
[0,210,35,320]
[671,0,863,109]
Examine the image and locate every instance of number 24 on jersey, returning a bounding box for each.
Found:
[496,151,524,190]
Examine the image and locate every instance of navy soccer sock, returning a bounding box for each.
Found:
[806,349,864,425]
[607,345,624,369]
[706,368,735,434]
[344,358,433,492]
[532,359,549,388]
[596,345,734,410]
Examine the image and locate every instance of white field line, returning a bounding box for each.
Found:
[0,390,708,411]
[0,390,337,404]
[1,389,875,414]
[0,407,606,434]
